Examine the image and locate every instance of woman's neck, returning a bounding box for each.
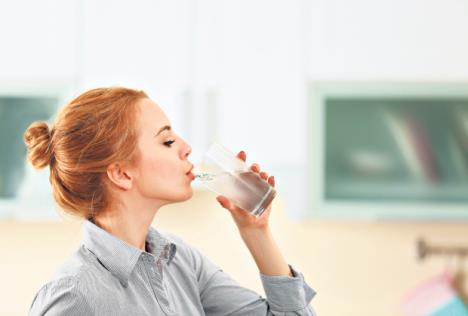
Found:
[93,204,158,251]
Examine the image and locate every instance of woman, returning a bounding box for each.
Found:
[24,87,317,315]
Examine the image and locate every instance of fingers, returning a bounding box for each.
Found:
[268,176,275,187]
[237,151,246,162]
[237,152,263,174]
[250,163,266,178]
[250,163,260,172]
[237,150,274,187]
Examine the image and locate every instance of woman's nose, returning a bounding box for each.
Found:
[182,142,192,159]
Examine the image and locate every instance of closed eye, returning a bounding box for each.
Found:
[164,140,175,147]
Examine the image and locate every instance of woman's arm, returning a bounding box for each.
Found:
[239,226,293,277]
[216,150,304,277]
[187,238,316,316]
[210,202,317,315]
[211,150,317,315]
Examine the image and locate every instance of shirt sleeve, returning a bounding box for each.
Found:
[28,278,93,316]
[190,245,317,316]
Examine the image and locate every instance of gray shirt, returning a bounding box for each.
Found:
[29,220,317,315]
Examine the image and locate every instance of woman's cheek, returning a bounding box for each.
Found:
[150,160,174,179]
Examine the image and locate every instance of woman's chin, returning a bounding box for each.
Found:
[178,187,194,201]
[154,186,194,204]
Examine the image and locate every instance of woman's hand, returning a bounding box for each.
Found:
[216,151,292,277]
[216,150,275,232]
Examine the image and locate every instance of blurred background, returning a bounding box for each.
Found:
[1,0,468,315]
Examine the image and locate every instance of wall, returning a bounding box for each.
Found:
[2,1,468,315]
[2,190,468,315]
[305,0,468,80]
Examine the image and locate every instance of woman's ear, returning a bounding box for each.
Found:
[106,162,133,190]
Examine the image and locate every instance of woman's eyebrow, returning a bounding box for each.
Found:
[156,125,171,136]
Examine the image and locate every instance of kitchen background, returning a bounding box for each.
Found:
[1,0,468,315]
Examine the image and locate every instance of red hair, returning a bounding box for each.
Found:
[23,87,148,219]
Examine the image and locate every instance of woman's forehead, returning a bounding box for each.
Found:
[137,98,170,128]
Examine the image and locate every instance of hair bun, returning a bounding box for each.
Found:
[24,121,54,169]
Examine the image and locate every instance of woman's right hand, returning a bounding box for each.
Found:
[216,150,276,233]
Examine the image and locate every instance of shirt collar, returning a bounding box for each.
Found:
[82,220,177,287]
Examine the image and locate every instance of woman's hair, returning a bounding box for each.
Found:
[23,87,148,219]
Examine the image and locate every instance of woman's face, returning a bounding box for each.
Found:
[130,98,194,205]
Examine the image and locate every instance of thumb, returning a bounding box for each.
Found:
[216,195,231,210]
[216,196,244,215]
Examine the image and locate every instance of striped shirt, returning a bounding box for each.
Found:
[29,220,317,315]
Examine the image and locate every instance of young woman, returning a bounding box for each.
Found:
[24,87,317,315]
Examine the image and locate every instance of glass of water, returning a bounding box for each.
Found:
[194,142,276,217]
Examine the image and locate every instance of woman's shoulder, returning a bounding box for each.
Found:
[29,272,93,315]
[35,246,92,283]
[31,276,84,302]
[29,246,106,315]
[31,248,96,297]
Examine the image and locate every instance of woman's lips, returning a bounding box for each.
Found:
[187,172,195,180]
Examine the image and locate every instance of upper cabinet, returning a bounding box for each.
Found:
[2,1,468,220]
[308,82,468,220]
[191,0,307,166]
[0,0,79,83]
[80,1,192,98]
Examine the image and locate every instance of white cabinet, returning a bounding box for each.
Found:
[0,0,78,82]
[192,0,307,167]
[80,0,193,136]
[187,0,309,218]
[303,0,468,79]
[0,1,196,219]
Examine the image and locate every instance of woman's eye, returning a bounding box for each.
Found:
[163,140,176,147]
